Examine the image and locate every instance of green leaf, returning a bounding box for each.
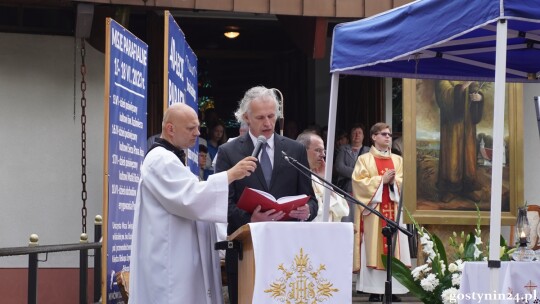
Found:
[500,234,508,247]
[432,234,448,270]
[431,255,442,277]
[500,235,511,261]
[382,255,428,300]
[463,232,477,261]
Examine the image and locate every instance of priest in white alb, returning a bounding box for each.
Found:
[128,103,257,304]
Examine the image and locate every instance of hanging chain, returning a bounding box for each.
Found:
[80,38,88,234]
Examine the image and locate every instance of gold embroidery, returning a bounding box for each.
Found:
[264,248,339,303]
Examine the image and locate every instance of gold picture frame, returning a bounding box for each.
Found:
[403,79,523,225]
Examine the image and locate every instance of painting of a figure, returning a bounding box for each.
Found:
[414,79,510,212]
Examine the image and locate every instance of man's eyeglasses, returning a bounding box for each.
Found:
[377,132,392,137]
[313,148,326,154]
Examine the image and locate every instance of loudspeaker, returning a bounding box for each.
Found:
[75,3,94,38]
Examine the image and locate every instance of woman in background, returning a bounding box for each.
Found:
[334,123,370,223]
[206,121,227,170]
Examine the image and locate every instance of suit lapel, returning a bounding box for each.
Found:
[238,134,253,157]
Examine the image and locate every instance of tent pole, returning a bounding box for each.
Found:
[489,18,508,303]
[322,73,340,222]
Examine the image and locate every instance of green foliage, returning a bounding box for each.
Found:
[382,256,441,303]
[382,205,513,304]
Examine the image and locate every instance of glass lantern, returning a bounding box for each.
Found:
[515,206,531,245]
[512,206,535,261]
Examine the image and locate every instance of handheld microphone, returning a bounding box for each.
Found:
[251,136,267,157]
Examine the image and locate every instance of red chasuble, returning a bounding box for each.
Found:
[374,157,395,255]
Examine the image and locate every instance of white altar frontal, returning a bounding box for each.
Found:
[248,222,353,303]
[459,261,540,303]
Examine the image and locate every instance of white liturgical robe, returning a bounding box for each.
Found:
[129,146,228,304]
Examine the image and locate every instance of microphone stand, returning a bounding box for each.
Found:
[392,186,404,256]
[282,151,412,304]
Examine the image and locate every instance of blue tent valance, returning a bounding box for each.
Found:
[331,0,540,82]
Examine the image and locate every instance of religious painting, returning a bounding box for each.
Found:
[402,79,523,225]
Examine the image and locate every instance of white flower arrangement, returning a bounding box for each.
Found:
[441,287,459,304]
[420,273,440,292]
[383,206,514,304]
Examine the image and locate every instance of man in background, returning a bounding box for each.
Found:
[296,131,349,222]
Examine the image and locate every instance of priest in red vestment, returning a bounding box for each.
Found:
[352,122,411,302]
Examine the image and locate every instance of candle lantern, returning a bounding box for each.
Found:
[512,206,535,261]
[515,206,531,246]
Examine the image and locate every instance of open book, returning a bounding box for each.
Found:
[237,187,309,220]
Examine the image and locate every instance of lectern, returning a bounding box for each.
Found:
[228,224,256,303]
[228,222,353,304]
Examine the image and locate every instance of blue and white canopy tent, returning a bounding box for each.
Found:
[323,0,540,295]
[331,0,540,81]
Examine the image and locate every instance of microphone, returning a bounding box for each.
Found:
[281,151,291,162]
[252,135,267,157]
[281,151,298,164]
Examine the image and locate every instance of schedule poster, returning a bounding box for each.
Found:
[103,18,148,304]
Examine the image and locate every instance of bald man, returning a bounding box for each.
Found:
[296,131,349,222]
[129,103,257,304]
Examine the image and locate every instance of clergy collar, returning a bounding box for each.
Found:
[374,145,389,154]
[147,138,185,162]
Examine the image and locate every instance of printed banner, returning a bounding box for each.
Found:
[164,11,199,174]
[104,18,148,304]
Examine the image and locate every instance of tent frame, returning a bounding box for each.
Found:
[324,17,512,303]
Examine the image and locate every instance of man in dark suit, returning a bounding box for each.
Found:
[215,86,318,304]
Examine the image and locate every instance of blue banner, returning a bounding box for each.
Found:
[106,19,148,304]
[166,12,199,174]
